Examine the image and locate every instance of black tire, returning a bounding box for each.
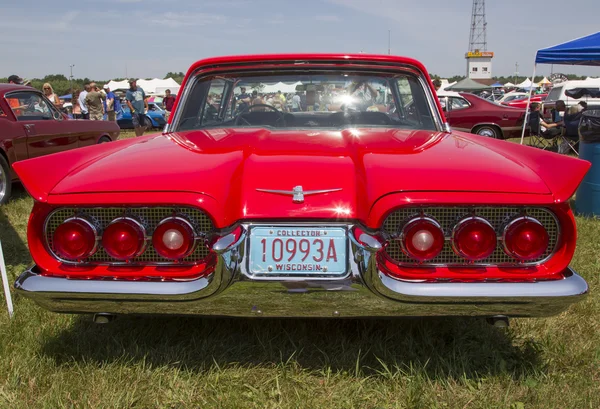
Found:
[474,125,501,139]
[98,136,111,144]
[144,116,153,130]
[0,154,12,205]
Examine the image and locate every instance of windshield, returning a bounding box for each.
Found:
[175,71,437,132]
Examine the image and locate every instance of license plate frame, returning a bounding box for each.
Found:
[247,226,349,279]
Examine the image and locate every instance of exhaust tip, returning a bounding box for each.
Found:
[487,315,509,328]
[93,313,116,324]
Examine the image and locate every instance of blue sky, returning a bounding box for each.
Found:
[1,0,599,80]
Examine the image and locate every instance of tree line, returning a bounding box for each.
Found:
[0,72,186,96]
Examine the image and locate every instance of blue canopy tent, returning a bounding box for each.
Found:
[521,32,600,144]
[59,94,72,100]
[491,82,503,87]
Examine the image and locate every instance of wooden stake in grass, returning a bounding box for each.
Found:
[0,240,14,318]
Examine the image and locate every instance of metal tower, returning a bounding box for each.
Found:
[465,0,493,78]
[468,0,487,52]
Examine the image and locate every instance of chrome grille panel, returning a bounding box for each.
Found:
[382,207,558,265]
[45,207,214,264]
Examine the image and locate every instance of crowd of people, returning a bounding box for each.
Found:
[6,74,178,137]
[230,81,385,115]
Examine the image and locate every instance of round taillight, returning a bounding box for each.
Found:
[53,218,97,260]
[400,217,445,261]
[101,218,146,260]
[503,217,549,261]
[152,218,195,259]
[452,217,497,261]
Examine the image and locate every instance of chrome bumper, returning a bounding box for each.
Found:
[14,225,588,318]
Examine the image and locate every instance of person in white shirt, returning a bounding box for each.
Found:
[291,93,302,112]
[78,84,90,119]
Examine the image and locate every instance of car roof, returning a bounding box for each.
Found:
[0,84,39,96]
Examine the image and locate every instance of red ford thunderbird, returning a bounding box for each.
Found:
[438,91,526,139]
[13,54,590,323]
[0,84,120,204]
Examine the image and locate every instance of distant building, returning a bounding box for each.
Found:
[466,50,493,79]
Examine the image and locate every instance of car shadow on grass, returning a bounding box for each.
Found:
[0,184,31,267]
[41,315,543,380]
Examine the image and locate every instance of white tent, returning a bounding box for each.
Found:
[105,78,180,96]
[439,80,456,91]
[106,79,129,91]
[260,81,303,94]
[515,78,538,88]
[504,82,515,87]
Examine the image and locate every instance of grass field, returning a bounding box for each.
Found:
[1,131,599,408]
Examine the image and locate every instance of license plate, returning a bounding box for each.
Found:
[248,227,348,277]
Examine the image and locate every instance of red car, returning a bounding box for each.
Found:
[504,94,547,109]
[13,54,590,323]
[0,84,120,204]
[438,91,525,139]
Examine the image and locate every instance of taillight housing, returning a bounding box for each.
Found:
[400,217,445,261]
[152,217,195,260]
[101,217,146,261]
[53,218,97,260]
[452,217,497,261]
[503,217,549,261]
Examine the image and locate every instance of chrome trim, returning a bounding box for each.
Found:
[212,226,245,254]
[502,216,548,260]
[416,76,445,132]
[103,217,148,260]
[356,232,383,252]
[0,161,6,203]
[450,216,496,260]
[256,186,343,204]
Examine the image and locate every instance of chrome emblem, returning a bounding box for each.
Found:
[256,186,342,204]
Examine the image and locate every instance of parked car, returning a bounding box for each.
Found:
[497,92,529,104]
[503,94,547,109]
[117,103,166,129]
[13,54,590,323]
[0,84,120,204]
[543,78,600,117]
[438,91,526,139]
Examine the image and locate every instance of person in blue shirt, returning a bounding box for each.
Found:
[125,79,148,136]
[102,85,120,121]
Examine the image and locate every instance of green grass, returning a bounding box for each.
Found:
[1,135,599,408]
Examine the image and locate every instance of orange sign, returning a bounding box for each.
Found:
[465,51,494,58]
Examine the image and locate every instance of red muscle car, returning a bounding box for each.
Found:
[0,84,120,204]
[438,91,526,139]
[503,94,548,110]
[13,54,590,323]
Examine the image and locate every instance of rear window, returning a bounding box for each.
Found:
[175,69,438,132]
[546,86,563,102]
